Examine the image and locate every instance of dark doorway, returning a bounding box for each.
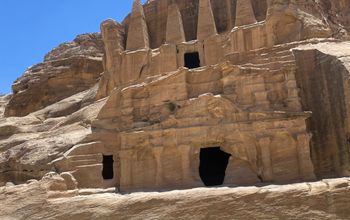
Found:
[102,155,114,180]
[199,147,231,186]
[184,52,200,69]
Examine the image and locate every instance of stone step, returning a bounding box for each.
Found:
[269,66,297,75]
[272,54,295,62]
[250,55,295,65]
[260,51,293,60]
[67,154,102,168]
[229,51,294,66]
[67,154,101,162]
[70,159,100,167]
[241,60,296,70]
[75,164,102,170]
[228,39,342,69]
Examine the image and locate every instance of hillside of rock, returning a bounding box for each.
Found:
[1,0,350,218]
[4,33,104,117]
[1,174,350,220]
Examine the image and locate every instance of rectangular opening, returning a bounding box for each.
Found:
[184,52,200,69]
[102,155,114,180]
[199,147,231,186]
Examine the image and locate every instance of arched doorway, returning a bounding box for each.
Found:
[199,147,231,186]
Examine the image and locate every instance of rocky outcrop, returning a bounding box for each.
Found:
[0,90,106,185]
[265,0,332,46]
[314,0,350,39]
[96,20,125,99]
[1,177,350,219]
[1,0,350,218]
[0,94,11,118]
[4,33,104,117]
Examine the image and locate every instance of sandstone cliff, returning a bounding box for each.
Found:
[1,0,350,218]
[0,34,106,185]
[4,33,104,117]
[1,174,350,219]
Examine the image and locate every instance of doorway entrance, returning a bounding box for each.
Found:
[102,155,114,180]
[199,147,231,186]
[184,52,200,69]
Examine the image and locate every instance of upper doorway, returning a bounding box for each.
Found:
[184,52,201,69]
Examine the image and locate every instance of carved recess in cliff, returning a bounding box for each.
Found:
[294,49,350,178]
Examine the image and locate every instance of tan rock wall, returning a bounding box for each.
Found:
[97,20,124,99]
[2,0,350,196]
[5,33,104,117]
[2,175,350,220]
[294,49,350,178]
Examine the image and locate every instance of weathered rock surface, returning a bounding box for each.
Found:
[126,0,350,50]
[1,176,350,219]
[0,90,106,185]
[293,42,350,178]
[0,94,11,118]
[1,0,350,218]
[4,33,104,117]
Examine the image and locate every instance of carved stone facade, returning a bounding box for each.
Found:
[47,0,350,191]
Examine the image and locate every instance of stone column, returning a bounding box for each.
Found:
[226,0,233,31]
[231,27,245,53]
[152,147,163,187]
[235,0,257,27]
[259,137,274,181]
[251,24,266,50]
[119,150,134,191]
[296,134,316,180]
[253,76,270,110]
[166,4,186,44]
[197,0,217,41]
[179,145,192,186]
[126,0,150,51]
[97,19,124,98]
[285,72,302,111]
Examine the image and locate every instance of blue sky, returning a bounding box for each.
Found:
[0,0,146,94]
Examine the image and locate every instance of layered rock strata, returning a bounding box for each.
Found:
[4,33,104,117]
[1,0,350,197]
[1,175,350,220]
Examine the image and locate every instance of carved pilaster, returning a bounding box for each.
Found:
[152,147,163,187]
[296,134,316,180]
[178,145,192,186]
[231,27,245,52]
[259,137,274,181]
[118,150,134,190]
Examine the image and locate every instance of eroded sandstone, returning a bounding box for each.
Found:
[1,176,350,219]
[4,33,104,117]
[1,0,350,218]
